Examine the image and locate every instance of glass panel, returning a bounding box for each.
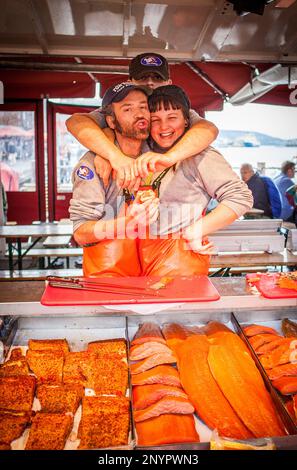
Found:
[0,111,35,191]
[56,113,86,192]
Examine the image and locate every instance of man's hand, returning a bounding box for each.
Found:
[134,152,173,178]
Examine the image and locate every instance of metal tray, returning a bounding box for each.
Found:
[1,314,134,451]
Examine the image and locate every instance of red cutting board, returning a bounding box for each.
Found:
[246,273,297,299]
[41,275,220,306]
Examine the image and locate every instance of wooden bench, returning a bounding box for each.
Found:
[0,268,83,280]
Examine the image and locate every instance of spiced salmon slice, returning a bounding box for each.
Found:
[130,353,176,375]
[136,413,199,446]
[131,365,182,388]
[133,384,188,410]
[176,335,252,440]
[133,396,194,422]
[243,324,279,337]
[129,342,174,361]
[131,322,166,347]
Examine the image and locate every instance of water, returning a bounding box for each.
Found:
[215,145,297,180]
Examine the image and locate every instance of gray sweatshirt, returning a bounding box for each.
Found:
[69,147,253,235]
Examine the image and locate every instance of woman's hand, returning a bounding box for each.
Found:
[183,219,217,255]
[134,152,173,178]
[127,193,160,232]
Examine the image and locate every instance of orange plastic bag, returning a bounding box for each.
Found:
[83,238,141,277]
[138,236,210,277]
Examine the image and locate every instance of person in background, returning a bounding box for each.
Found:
[66,52,218,189]
[274,160,296,222]
[240,163,272,218]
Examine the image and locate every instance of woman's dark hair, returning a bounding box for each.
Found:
[148,85,190,122]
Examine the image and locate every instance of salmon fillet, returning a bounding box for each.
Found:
[133,384,188,410]
[37,383,84,414]
[176,335,252,440]
[87,338,127,358]
[260,340,297,369]
[243,324,279,337]
[202,321,233,337]
[133,396,194,422]
[256,338,289,355]
[0,356,29,377]
[267,362,297,380]
[131,322,166,347]
[272,376,297,395]
[162,323,199,352]
[26,349,64,383]
[249,334,281,351]
[130,352,176,375]
[294,395,297,419]
[130,342,174,361]
[136,413,199,446]
[131,365,182,388]
[208,332,286,438]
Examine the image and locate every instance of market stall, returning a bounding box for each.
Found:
[0,277,296,450]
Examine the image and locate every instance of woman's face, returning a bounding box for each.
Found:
[150,103,187,149]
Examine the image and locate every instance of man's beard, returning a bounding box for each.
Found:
[114,116,150,139]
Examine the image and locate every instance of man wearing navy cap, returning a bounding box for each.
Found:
[69,82,159,277]
[66,52,218,188]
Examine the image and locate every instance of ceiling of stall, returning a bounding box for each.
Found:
[0,0,297,63]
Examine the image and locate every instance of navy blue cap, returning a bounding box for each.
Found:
[102,82,150,107]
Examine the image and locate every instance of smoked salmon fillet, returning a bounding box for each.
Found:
[136,414,199,446]
[130,342,174,361]
[249,334,281,351]
[208,333,286,438]
[162,323,200,352]
[131,365,182,388]
[176,335,252,440]
[293,395,297,419]
[256,338,289,355]
[243,324,279,337]
[133,384,188,410]
[267,362,297,380]
[202,321,233,337]
[130,352,176,375]
[133,396,194,422]
[131,323,166,347]
[272,376,297,395]
[260,340,297,369]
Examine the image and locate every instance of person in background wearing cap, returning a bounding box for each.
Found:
[66,52,218,189]
[136,85,253,277]
[69,82,159,277]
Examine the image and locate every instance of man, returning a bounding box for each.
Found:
[69,83,159,277]
[240,163,272,218]
[66,52,218,188]
[274,161,296,222]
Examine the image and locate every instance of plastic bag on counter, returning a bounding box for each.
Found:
[210,430,276,450]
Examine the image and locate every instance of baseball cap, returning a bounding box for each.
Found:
[102,82,150,107]
[129,53,169,80]
[149,85,191,111]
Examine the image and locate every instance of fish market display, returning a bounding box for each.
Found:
[244,322,297,396]
[130,322,199,446]
[0,337,130,450]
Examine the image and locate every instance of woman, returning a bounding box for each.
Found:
[136,85,253,276]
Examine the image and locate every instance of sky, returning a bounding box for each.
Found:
[206,103,297,140]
